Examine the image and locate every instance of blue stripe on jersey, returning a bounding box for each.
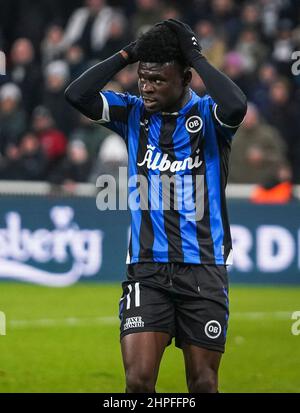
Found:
[102,91,128,106]
[171,116,200,263]
[99,91,141,139]
[128,105,143,262]
[202,101,224,264]
[148,116,169,261]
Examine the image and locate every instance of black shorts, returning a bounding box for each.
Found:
[119,263,229,353]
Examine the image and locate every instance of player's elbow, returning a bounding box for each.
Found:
[224,93,247,126]
[64,83,80,107]
[237,92,247,119]
[231,105,247,125]
[64,83,101,121]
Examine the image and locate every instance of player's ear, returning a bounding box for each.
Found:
[182,68,192,86]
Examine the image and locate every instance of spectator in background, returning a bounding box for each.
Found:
[260,0,281,40]
[10,0,67,52]
[43,60,79,135]
[97,14,131,61]
[65,44,87,81]
[0,130,47,181]
[70,113,109,161]
[229,103,289,185]
[89,133,127,184]
[238,2,262,34]
[222,51,253,95]
[0,143,22,180]
[159,3,181,21]
[194,20,226,69]
[250,166,292,204]
[272,19,296,77]
[209,0,239,47]
[182,0,210,26]
[235,28,268,74]
[41,24,65,67]
[0,83,27,156]
[17,131,48,181]
[132,0,162,36]
[62,0,123,60]
[249,62,278,118]
[0,28,6,86]
[31,105,67,175]
[10,38,42,115]
[264,78,300,183]
[49,139,92,190]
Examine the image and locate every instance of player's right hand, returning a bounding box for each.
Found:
[121,41,138,64]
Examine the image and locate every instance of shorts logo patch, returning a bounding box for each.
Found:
[124,316,144,331]
[185,116,203,133]
[204,320,222,339]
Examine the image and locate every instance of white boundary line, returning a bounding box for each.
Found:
[9,316,119,329]
[6,311,293,329]
[232,311,292,320]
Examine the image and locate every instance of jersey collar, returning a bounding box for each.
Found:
[159,89,198,117]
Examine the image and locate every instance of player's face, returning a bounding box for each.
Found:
[138,61,188,113]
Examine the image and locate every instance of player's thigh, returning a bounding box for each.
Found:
[182,343,222,380]
[121,331,171,380]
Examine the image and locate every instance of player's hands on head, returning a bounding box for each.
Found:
[121,41,138,64]
[163,19,202,65]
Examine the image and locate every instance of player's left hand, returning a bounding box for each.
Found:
[163,19,202,65]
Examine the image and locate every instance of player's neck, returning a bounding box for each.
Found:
[163,88,191,114]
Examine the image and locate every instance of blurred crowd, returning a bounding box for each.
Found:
[0,0,300,198]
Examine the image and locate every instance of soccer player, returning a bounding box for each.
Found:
[65,19,247,393]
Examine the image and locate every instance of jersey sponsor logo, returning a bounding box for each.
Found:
[137,145,202,173]
[123,316,144,330]
[204,320,222,339]
[185,116,203,133]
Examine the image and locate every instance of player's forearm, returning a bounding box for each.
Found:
[64,52,128,120]
[192,54,247,126]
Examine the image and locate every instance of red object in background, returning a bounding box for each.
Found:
[38,128,67,160]
[250,181,293,204]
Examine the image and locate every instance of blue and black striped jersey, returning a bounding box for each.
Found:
[97,89,241,265]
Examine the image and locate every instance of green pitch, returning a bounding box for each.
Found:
[0,283,300,393]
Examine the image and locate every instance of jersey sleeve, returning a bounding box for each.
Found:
[201,95,244,141]
[95,91,140,140]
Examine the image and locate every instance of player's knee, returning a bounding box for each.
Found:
[125,370,155,393]
[188,370,218,393]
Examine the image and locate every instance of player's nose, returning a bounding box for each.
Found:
[142,80,154,93]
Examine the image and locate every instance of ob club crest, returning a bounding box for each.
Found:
[185,116,203,133]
